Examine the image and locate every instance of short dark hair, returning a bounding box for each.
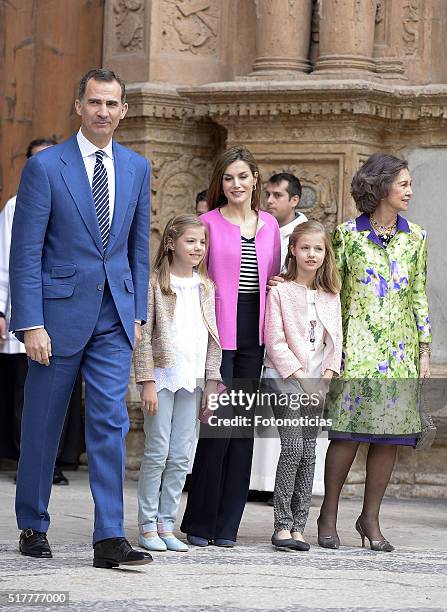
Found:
[268,172,302,199]
[195,190,208,205]
[351,153,409,214]
[26,138,57,159]
[78,68,126,104]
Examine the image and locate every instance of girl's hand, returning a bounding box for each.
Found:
[140,381,158,415]
[292,368,305,380]
[291,369,313,394]
[318,369,335,397]
[419,353,430,379]
[201,380,219,412]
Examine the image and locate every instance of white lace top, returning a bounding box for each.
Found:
[154,273,208,393]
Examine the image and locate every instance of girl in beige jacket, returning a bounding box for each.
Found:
[134,214,221,553]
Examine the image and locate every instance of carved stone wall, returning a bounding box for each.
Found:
[101,1,447,493]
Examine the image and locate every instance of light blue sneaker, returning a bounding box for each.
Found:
[138,533,167,552]
[159,534,188,552]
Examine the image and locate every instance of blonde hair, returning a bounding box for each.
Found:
[282,220,341,294]
[154,214,210,294]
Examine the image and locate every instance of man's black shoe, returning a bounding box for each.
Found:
[93,537,153,569]
[53,466,69,485]
[19,529,52,558]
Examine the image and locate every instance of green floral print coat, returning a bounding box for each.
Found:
[326,213,432,437]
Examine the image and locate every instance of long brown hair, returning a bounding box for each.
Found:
[153,214,210,294]
[207,146,262,211]
[282,221,341,294]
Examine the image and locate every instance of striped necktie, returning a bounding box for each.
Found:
[92,150,109,249]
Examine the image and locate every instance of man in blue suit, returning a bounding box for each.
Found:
[9,68,152,568]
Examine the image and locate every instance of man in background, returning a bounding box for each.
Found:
[265,172,308,267]
[195,189,209,216]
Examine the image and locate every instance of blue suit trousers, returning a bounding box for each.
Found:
[15,285,132,544]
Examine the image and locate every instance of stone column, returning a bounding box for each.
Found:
[250,0,312,77]
[314,0,377,76]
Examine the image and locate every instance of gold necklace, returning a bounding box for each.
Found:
[370,216,397,236]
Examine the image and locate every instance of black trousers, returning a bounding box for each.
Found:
[0,353,82,465]
[181,293,264,541]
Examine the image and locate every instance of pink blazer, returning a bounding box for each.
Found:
[264,281,342,378]
[201,208,281,350]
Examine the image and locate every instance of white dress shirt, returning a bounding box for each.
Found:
[76,130,140,325]
[0,196,26,353]
[77,129,115,226]
[279,212,308,271]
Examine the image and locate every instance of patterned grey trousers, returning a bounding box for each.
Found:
[273,419,316,532]
[265,377,318,533]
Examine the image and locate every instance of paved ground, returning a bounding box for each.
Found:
[0,470,446,611]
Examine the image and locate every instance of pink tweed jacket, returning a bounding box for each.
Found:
[264,281,342,378]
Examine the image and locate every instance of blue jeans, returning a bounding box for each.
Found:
[138,387,200,533]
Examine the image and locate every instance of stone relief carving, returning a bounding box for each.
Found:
[160,0,219,55]
[375,0,385,23]
[260,162,339,229]
[402,0,420,55]
[113,0,144,52]
[150,154,213,251]
[374,0,386,44]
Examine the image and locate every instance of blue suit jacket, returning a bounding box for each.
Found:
[9,135,150,356]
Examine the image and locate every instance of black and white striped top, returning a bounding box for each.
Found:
[238,236,259,293]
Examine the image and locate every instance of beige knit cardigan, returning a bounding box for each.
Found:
[133,274,222,383]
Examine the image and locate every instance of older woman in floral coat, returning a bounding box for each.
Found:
[318,153,431,552]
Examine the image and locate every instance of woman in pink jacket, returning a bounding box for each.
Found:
[181,146,281,547]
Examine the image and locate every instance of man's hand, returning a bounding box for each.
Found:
[0,317,7,345]
[140,380,158,415]
[24,328,52,366]
[267,275,284,290]
[134,322,142,347]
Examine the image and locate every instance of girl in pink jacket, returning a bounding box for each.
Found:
[264,220,342,551]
